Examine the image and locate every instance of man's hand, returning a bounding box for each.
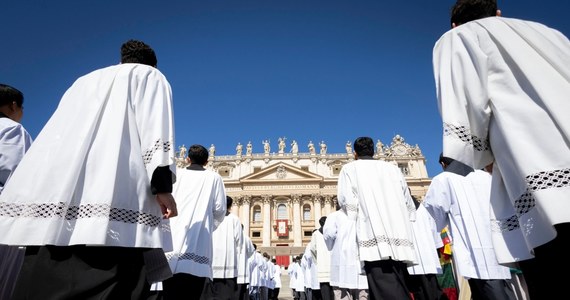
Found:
[155,193,177,219]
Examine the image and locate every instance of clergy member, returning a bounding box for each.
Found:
[405,195,447,300]
[433,0,570,298]
[0,40,177,299]
[423,155,515,299]
[323,204,368,299]
[163,144,227,300]
[309,216,334,300]
[236,225,255,300]
[0,84,32,300]
[209,196,244,299]
[337,136,417,299]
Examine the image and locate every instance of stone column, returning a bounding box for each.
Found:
[292,194,302,246]
[242,196,251,235]
[262,194,272,247]
[323,195,333,215]
[313,194,322,224]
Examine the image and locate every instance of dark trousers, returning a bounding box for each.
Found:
[12,245,150,300]
[269,287,280,300]
[364,259,412,300]
[518,223,570,300]
[236,283,249,300]
[406,274,448,300]
[163,273,209,300]
[467,278,516,300]
[319,282,334,300]
[206,277,238,300]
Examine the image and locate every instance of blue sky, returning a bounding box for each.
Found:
[2,0,569,177]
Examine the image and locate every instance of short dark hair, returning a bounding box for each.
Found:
[319,216,327,227]
[439,152,454,166]
[354,137,374,157]
[226,196,233,209]
[0,84,24,108]
[451,0,497,26]
[188,144,209,165]
[120,39,158,67]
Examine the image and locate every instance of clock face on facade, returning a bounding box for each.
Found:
[393,145,407,156]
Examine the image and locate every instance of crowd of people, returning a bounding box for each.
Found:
[0,0,568,299]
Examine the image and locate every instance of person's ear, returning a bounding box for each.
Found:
[496,9,502,17]
[452,22,457,28]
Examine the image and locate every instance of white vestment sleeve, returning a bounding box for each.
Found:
[234,216,243,251]
[433,30,493,169]
[322,213,337,251]
[212,177,227,230]
[132,67,176,180]
[337,167,357,213]
[423,176,451,233]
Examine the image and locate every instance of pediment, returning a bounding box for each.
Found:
[240,162,323,183]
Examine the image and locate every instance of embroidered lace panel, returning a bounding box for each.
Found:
[493,168,570,233]
[143,139,172,166]
[0,202,162,227]
[443,123,489,151]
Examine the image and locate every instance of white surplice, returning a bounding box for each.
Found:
[322,209,368,290]
[273,264,282,289]
[407,204,443,275]
[287,261,299,291]
[337,159,417,265]
[249,251,267,292]
[433,16,570,262]
[0,64,175,248]
[309,229,331,283]
[237,234,255,284]
[166,167,227,279]
[423,170,511,280]
[212,213,243,279]
[302,245,319,290]
[0,116,32,194]
[0,115,32,300]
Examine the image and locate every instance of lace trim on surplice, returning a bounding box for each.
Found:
[492,168,570,233]
[0,202,162,227]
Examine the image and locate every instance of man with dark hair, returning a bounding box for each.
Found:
[236,224,255,300]
[163,144,227,300]
[0,39,177,299]
[208,196,244,300]
[0,84,32,299]
[423,155,515,300]
[249,244,268,300]
[337,136,417,299]
[433,0,570,298]
[309,216,333,300]
[120,39,158,66]
[405,193,448,300]
[323,201,369,299]
[270,258,282,300]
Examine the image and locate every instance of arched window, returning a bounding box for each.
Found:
[253,205,262,223]
[277,204,287,219]
[303,204,311,221]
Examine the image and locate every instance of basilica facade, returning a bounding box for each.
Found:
[175,135,431,266]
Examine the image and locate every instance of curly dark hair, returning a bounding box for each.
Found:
[451,0,497,27]
[120,39,158,67]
